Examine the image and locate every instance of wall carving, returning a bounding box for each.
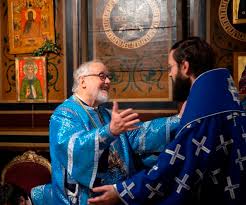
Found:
[91,0,177,101]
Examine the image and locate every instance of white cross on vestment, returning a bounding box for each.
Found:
[165,144,185,165]
[147,165,158,175]
[210,168,221,184]
[186,124,192,129]
[120,182,135,199]
[175,174,190,194]
[226,112,240,126]
[216,135,233,155]
[194,169,204,184]
[242,133,246,141]
[241,126,246,141]
[145,183,164,199]
[224,176,239,199]
[196,119,201,123]
[227,76,240,105]
[235,149,246,171]
[192,136,211,156]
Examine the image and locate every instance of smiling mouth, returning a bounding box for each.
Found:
[101,89,109,94]
[101,85,110,92]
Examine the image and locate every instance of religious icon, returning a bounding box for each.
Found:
[16,56,47,102]
[23,9,41,38]
[233,52,246,95]
[8,0,55,54]
[233,0,246,24]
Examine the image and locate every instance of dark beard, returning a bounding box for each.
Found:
[172,74,191,102]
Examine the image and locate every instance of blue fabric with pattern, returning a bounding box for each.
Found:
[116,68,246,205]
[32,95,180,205]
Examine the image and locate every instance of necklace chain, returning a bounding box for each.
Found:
[74,95,104,128]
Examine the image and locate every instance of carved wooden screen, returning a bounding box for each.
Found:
[89,0,177,102]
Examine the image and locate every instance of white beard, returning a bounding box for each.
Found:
[95,90,109,104]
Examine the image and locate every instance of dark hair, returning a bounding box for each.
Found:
[0,183,29,205]
[171,36,215,78]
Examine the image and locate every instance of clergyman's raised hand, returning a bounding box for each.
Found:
[109,101,140,136]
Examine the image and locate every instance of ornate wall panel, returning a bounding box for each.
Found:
[209,0,246,71]
[89,0,177,101]
[0,0,66,103]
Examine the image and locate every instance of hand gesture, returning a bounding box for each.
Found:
[110,101,140,136]
[88,185,120,205]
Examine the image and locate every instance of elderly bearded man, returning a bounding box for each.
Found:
[32,60,183,205]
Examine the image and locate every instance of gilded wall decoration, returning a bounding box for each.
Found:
[8,0,55,54]
[0,0,66,102]
[91,0,177,101]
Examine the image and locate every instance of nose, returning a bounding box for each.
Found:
[105,76,111,83]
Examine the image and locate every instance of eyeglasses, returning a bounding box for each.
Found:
[83,72,113,81]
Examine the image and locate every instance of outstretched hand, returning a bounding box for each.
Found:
[88,185,120,205]
[110,101,140,136]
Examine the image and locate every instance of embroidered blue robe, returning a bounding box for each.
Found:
[33,95,180,205]
[116,68,246,205]
[31,184,52,205]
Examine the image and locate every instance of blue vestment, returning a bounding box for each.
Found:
[116,68,246,205]
[31,184,52,205]
[32,95,180,205]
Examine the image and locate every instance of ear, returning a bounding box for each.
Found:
[181,60,190,76]
[80,76,86,89]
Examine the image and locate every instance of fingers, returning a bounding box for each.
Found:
[112,102,138,119]
[88,185,120,205]
[88,185,111,204]
[123,112,139,122]
[124,119,140,128]
[113,102,137,119]
[88,195,104,203]
[119,108,135,118]
[112,101,118,113]
[92,186,107,193]
[110,101,140,136]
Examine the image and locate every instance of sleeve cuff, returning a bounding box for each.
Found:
[98,124,118,148]
[114,184,129,205]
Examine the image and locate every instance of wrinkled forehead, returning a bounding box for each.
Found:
[90,62,108,73]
